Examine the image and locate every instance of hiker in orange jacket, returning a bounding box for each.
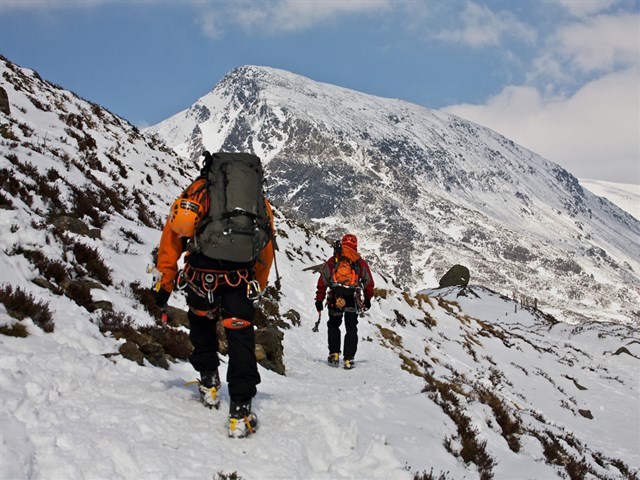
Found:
[151,152,274,438]
[315,234,374,369]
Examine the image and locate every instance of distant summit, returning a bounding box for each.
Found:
[147,65,640,324]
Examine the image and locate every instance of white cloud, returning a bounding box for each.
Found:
[265,0,390,32]
[434,1,536,47]
[533,12,640,79]
[442,67,640,183]
[442,8,640,183]
[0,0,176,9]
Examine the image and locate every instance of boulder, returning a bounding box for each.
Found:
[439,264,470,288]
[119,341,144,366]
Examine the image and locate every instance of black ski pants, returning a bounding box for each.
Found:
[186,283,260,404]
[327,308,359,360]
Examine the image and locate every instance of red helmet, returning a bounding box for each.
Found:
[342,233,358,249]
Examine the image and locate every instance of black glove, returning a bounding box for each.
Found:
[364,298,371,311]
[315,300,323,312]
[153,287,171,309]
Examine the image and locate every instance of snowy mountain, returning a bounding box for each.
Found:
[147,65,640,325]
[1,56,639,480]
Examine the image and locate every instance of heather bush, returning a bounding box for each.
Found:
[71,242,112,286]
[18,248,68,284]
[0,284,54,333]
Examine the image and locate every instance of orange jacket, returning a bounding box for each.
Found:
[155,178,275,293]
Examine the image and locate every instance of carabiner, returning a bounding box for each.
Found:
[246,280,261,300]
[176,269,188,291]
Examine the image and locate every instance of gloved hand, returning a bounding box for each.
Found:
[153,287,171,309]
[315,300,323,312]
[364,298,371,311]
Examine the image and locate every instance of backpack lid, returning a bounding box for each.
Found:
[340,244,360,263]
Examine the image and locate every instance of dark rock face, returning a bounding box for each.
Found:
[439,265,470,288]
[0,86,10,115]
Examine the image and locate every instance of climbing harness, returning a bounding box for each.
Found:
[177,264,253,303]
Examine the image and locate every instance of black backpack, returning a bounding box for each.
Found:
[192,151,271,263]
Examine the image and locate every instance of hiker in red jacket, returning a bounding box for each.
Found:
[315,234,374,369]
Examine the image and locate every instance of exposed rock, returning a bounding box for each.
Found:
[140,342,169,369]
[166,306,188,328]
[92,301,113,312]
[32,277,59,293]
[613,346,632,356]
[0,87,9,115]
[571,378,588,391]
[119,341,144,366]
[282,309,301,326]
[216,321,228,355]
[255,326,285,375]
[439,265,470,288]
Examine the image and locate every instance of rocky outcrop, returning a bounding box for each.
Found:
[439,265,470,288]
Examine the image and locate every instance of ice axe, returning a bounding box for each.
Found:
[312,311,321,333]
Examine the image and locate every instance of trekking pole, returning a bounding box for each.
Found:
[312,311,321,333]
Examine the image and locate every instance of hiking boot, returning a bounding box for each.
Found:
[327,353,340,367]
[343,358,355,370]
[228,400,258,438]
[198,370,221,409]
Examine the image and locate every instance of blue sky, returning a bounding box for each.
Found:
[1,0,638,183]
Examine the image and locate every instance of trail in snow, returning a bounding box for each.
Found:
[1,299,438,480]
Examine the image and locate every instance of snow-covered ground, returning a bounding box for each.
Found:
[580,179,639,220]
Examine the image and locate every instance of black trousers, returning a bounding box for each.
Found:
[327,309,359,359]
[186,283,260,403]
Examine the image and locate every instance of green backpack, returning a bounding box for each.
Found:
[192,151,271,263]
